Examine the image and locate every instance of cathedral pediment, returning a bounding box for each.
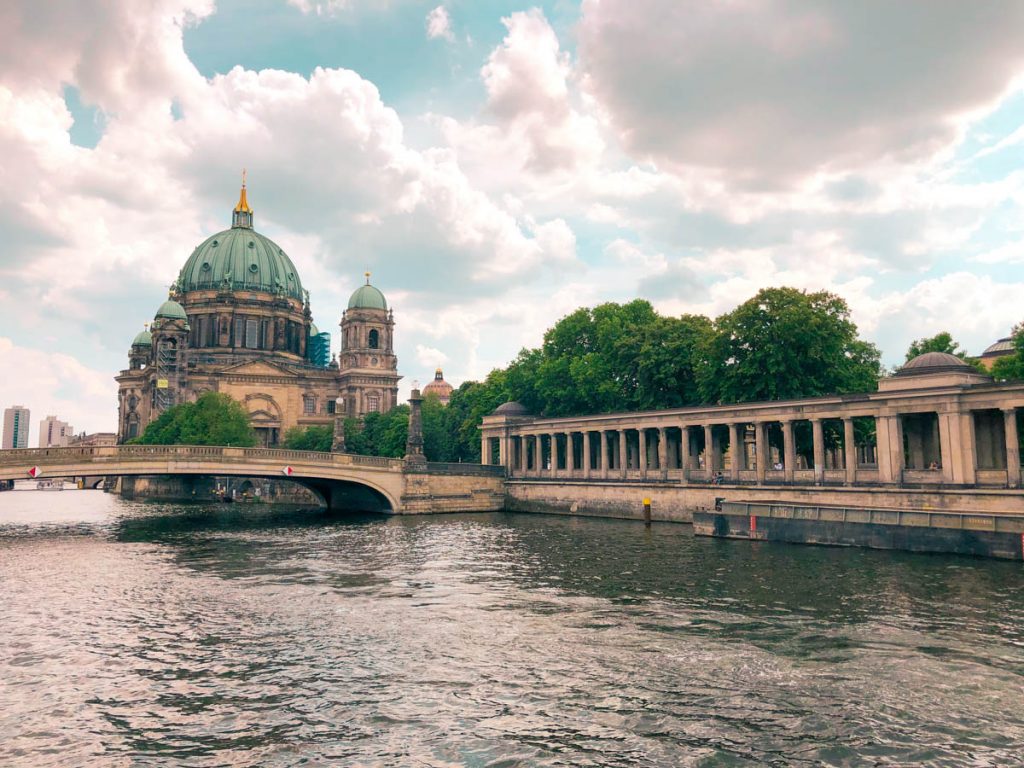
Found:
[218,360,300,378]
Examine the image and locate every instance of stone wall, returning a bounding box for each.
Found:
[117,475,322,506]
[400,470,506,514]
[506,479,1024,523]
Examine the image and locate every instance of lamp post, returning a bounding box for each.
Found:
[405,383,426,467]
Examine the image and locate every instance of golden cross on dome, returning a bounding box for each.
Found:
[365,271,371,284]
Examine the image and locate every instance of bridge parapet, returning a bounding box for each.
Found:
[0,445,407,471]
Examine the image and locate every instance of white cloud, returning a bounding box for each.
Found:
[0,338,116,437]
[578,0,1024,186]
[425,6,453,41]
[415,344,448,368]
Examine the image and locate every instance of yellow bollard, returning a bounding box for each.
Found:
[643,497,652,527]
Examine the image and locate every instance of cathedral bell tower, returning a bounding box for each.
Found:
[338,273,400,417]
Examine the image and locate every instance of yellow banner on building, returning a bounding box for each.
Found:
[156,379,169,389]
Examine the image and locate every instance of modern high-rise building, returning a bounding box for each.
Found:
[38,415,74,448]
[2,405,31,449]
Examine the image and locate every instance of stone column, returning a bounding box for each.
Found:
[843,417,857,485]
[480,434,489,466]
[728,423,741,481]
[781,420,795,482]
[1005,408,1021,488]
[619,430,628,478]
[550,433,558,477]
[331,397,347,453]
[600,431,610,479]
[681,426,694,483]
[583,431,592,480]
[937,412,959,484]
[566,432,575,474]
[703,424,714,475]
[755,422,767,484]
[811,418,824,485]
[405,388,426,468]
[959,410,977,486]
[638,429,648,477]
[658,427,668,479]
[534,435,542,478]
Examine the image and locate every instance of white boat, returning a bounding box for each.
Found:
[36,478,64,491]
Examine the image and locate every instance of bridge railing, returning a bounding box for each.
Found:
[0,445,410,472]
[425,462,506,476]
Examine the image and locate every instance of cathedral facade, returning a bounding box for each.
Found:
[116,181,401,445]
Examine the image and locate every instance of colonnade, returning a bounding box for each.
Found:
[482,405,1024,489]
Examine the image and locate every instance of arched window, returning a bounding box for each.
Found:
[368,329,379,349]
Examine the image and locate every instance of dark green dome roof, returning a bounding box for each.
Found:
[348,283,387,310]
[177,227,304,301]
[155,299,187,321]
[131,329,152,347]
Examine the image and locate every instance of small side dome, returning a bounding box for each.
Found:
[348,284,387,311]
[983,337,1014,356]
[155,299,188,321]
[131,328,152,347]
[492,400,530,416]
[896,351,974,376]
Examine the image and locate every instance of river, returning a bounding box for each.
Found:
[1,489,1023,766]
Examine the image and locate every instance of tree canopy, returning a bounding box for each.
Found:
[991,322,1024,381]
[697,287,881,404]
[135,392,256,446]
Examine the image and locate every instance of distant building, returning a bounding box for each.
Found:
[68,432,117,447]
[980,337,1015,370]
[2,405,30,449]
[38,415,74,448]
[422,368,454,405]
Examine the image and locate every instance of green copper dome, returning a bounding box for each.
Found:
[155,299,188,321]
[177,228,304,301]
[131,329,152,347]
[348,282,387,310]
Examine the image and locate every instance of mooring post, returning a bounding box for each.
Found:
[643,497,652,527]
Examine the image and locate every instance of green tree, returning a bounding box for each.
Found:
[904,330,986,372]
[282,424,333,452]
[698,287,881,404]
[991,322,1024,381]
[137,392,256,446]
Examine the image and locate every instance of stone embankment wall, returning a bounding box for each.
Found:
[506,480,1024,523]
[400,467,506,514]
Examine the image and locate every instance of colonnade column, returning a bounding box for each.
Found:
[600,431,610,479]
[781,420,795,482]
[481,435,489,465]
[755,422,767,484]
[638,429,648,477]
[534,435,542,478]
[728,423,741,481]
[549,433,558,477]
[843,418,857,485]
[581,431,591,479]
[619,430,628,478]
[1005,408,1021,489]
[811,418,825,485]
[679,426,690,485]
[703,424,714,476]
[657,427,668,479]
[563,432,572,475]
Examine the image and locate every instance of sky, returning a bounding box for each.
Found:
[2,0,1024,439]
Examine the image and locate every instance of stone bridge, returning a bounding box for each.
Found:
[0,445,506,514]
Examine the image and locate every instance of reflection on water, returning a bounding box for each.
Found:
[1,490,1023,766]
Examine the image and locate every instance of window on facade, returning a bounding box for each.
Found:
[368,329,379,349]
[327,400,336,415]
[246,318,259,349]
[234,318,245,347]
[127,422,138,439]
[303,395,316,415]
[366,395,380,413]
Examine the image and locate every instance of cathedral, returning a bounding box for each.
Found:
[116,179,401,445]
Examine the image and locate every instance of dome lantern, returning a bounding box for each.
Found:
[232,169,254,230]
